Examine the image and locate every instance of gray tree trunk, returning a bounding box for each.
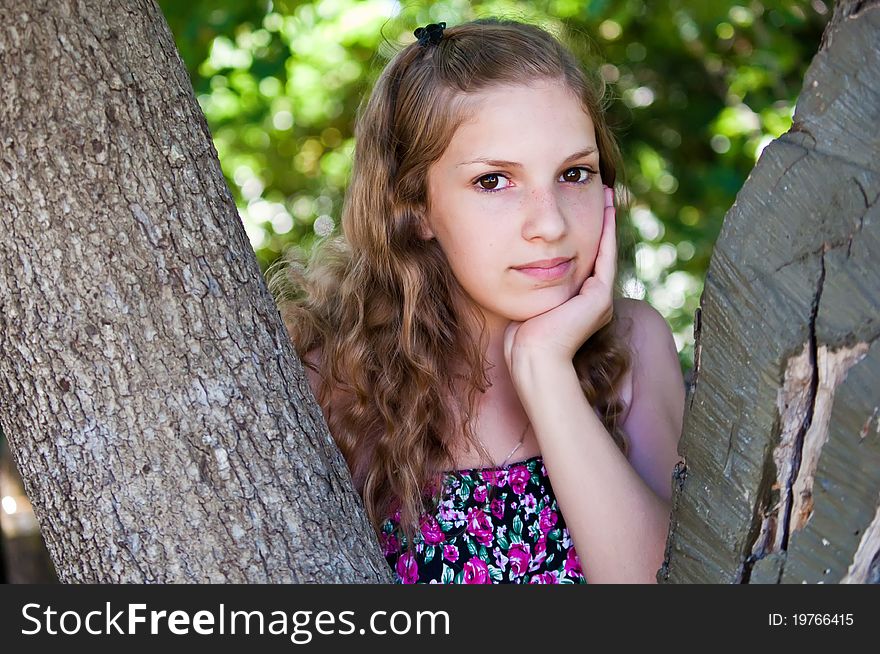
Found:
[661,0,880,583]
[0,0,391,583]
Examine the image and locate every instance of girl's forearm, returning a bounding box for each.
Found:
[515,357,672,584]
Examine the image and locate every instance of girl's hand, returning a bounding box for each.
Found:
[503,185,617,382]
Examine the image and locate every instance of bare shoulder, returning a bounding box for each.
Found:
[612,297,662,344]
[612,297,686,502]
[606,298,636,421]
[612,297,680,366]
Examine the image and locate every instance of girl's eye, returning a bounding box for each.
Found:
[474,167,595,193]
[560,167,593,184]
[475,173,512,192]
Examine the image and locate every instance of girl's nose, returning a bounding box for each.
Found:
[522,186,567,242]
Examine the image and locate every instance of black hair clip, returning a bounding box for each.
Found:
[414,21,446,47]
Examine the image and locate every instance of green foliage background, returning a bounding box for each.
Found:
[157,0,828,371]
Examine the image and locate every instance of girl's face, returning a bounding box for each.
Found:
[424,79,606,333]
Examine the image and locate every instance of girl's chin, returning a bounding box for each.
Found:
[508,293,576,321]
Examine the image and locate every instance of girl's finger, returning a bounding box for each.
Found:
[592,186,617,286]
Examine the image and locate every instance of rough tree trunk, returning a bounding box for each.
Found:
[0,0,391,582]
[661,0,880,583]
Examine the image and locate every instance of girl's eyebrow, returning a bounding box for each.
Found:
[456,146,598,168]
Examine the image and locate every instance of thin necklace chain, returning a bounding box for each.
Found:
[481,419,530,468]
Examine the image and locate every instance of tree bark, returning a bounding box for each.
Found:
[661,0,880,583]
[0,0,391,583]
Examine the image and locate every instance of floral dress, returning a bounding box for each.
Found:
[379,454,586,584]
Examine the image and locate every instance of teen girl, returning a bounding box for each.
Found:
[274,18,685,583]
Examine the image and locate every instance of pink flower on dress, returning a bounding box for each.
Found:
[482,468,507,488]
[490,498,505,520]
[529,571,559,584]
[508,465,531,494]
[564,547,583,577]
[507,542,531,578]
[530,536,548,571]
[396,551,419,584]
[466,506,494,546]
[473,485,488,502]
[463,558,490,584]
[380,532,399,556]
[443,544,459,563]
[420,515,445,545]
[539,507,558,533]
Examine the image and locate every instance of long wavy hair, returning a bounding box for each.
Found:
[269,18,632,548]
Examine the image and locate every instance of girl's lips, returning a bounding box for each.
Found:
[513,258,573,281]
